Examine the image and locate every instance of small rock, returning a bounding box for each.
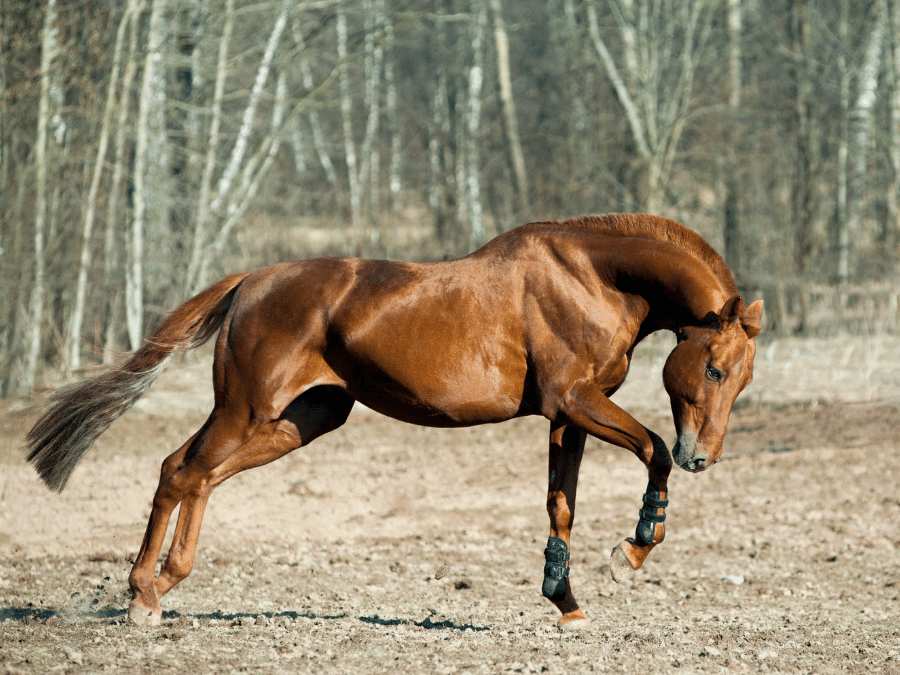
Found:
[722,574,745,585]
[63,648,83,666]
[434,564,451,580]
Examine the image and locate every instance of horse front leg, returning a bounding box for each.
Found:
[554,387,674,584]
[609,429,672,582]
[543,421,589,628]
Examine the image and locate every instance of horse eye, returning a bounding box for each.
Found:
[706,365,723,382]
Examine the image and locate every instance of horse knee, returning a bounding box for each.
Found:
[546,491,572,526]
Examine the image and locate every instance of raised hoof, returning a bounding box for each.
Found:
[128,601,162,627]
[557,617,591,631]
[610,543,636,583]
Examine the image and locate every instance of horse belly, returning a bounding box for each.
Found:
[338,342,528,427]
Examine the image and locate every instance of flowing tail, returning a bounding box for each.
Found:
[25,272,251,492]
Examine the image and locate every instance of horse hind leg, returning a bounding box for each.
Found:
[127,386,354,626]
[543,422,590,629]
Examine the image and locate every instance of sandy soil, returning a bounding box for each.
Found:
[1,334,899,674]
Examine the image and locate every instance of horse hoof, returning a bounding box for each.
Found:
[610,544,636,583]
[128,602,162,627]
[557,617,591,631]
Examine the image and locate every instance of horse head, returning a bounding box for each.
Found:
[662,296,763,472]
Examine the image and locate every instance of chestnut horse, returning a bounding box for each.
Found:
[26,213,762,628]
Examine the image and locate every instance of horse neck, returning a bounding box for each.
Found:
[590,235,735,330]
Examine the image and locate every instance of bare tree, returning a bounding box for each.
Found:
[836,2,884,283]
[337,10,362,248]
[488,0,528,218]
[292,16,338,188]
[466,0,488,248]
[792,0,815,274]
[22,0,60,392]
[722,0,741,272]
[185,0,235,295]
[587,0,715,214]
[128,0,168,349]
[68,0,139,370]
[195,0,292,290]
[887,0,900,265]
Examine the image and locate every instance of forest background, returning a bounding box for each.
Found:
[1,0,899,395]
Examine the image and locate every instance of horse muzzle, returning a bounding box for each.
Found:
[672,433,714,472]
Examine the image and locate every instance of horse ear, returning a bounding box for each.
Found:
[741,299,764,338]
[718,296,746,325]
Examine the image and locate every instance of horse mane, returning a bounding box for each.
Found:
[555,213,738,295]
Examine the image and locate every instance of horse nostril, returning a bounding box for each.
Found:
[689,455,707,470]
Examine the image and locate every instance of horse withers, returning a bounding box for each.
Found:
[25,213,762,628]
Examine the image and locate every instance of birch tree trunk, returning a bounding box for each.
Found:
[359,0,384,248]
[128,0,168,349]
[887,0,900,265]
[67,0,137,370]
[185,0,234,295]
[428,12,453,242]
[384,6,401,230]
[23,0,59,392]
[293,17,338,187]
[488,0,528,217]
[195,0,290,291]
[337,10,362,249]
[722,0,741,271]
[587,0,713,215]
[792,0,815,274]
[208,0,290,218]
[103,1,143,362]
[466,0,487,248]
[838,4,884,283]
[204,71,289,264]
[835,0,850,283]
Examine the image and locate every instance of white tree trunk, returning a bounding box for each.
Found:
[587,0,713,215]
[887,0,900,257]
[207,71,289,261]
[23,0,59,392]
[128,0,168,349]
[209,0,290,218]
[104,3,142,362]
[293,16,338,187]
[835,0,850,283]
[723,0,742,270]
[838,4,884,283]
[384,7,401,226]
[466,0,487,248]
[488,0,528,216]
[337,10,362,248]
[186,0,235,295]
[68,0,138,370]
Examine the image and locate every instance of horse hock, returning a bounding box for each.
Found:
[610,483,668,583]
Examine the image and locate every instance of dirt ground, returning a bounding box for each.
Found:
[1,334,899,674]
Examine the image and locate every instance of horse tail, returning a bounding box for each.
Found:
[25,272,251,493]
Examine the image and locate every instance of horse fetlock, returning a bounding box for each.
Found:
[541,537,570,602]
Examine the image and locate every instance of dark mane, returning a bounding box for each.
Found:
[552,213,738,295]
